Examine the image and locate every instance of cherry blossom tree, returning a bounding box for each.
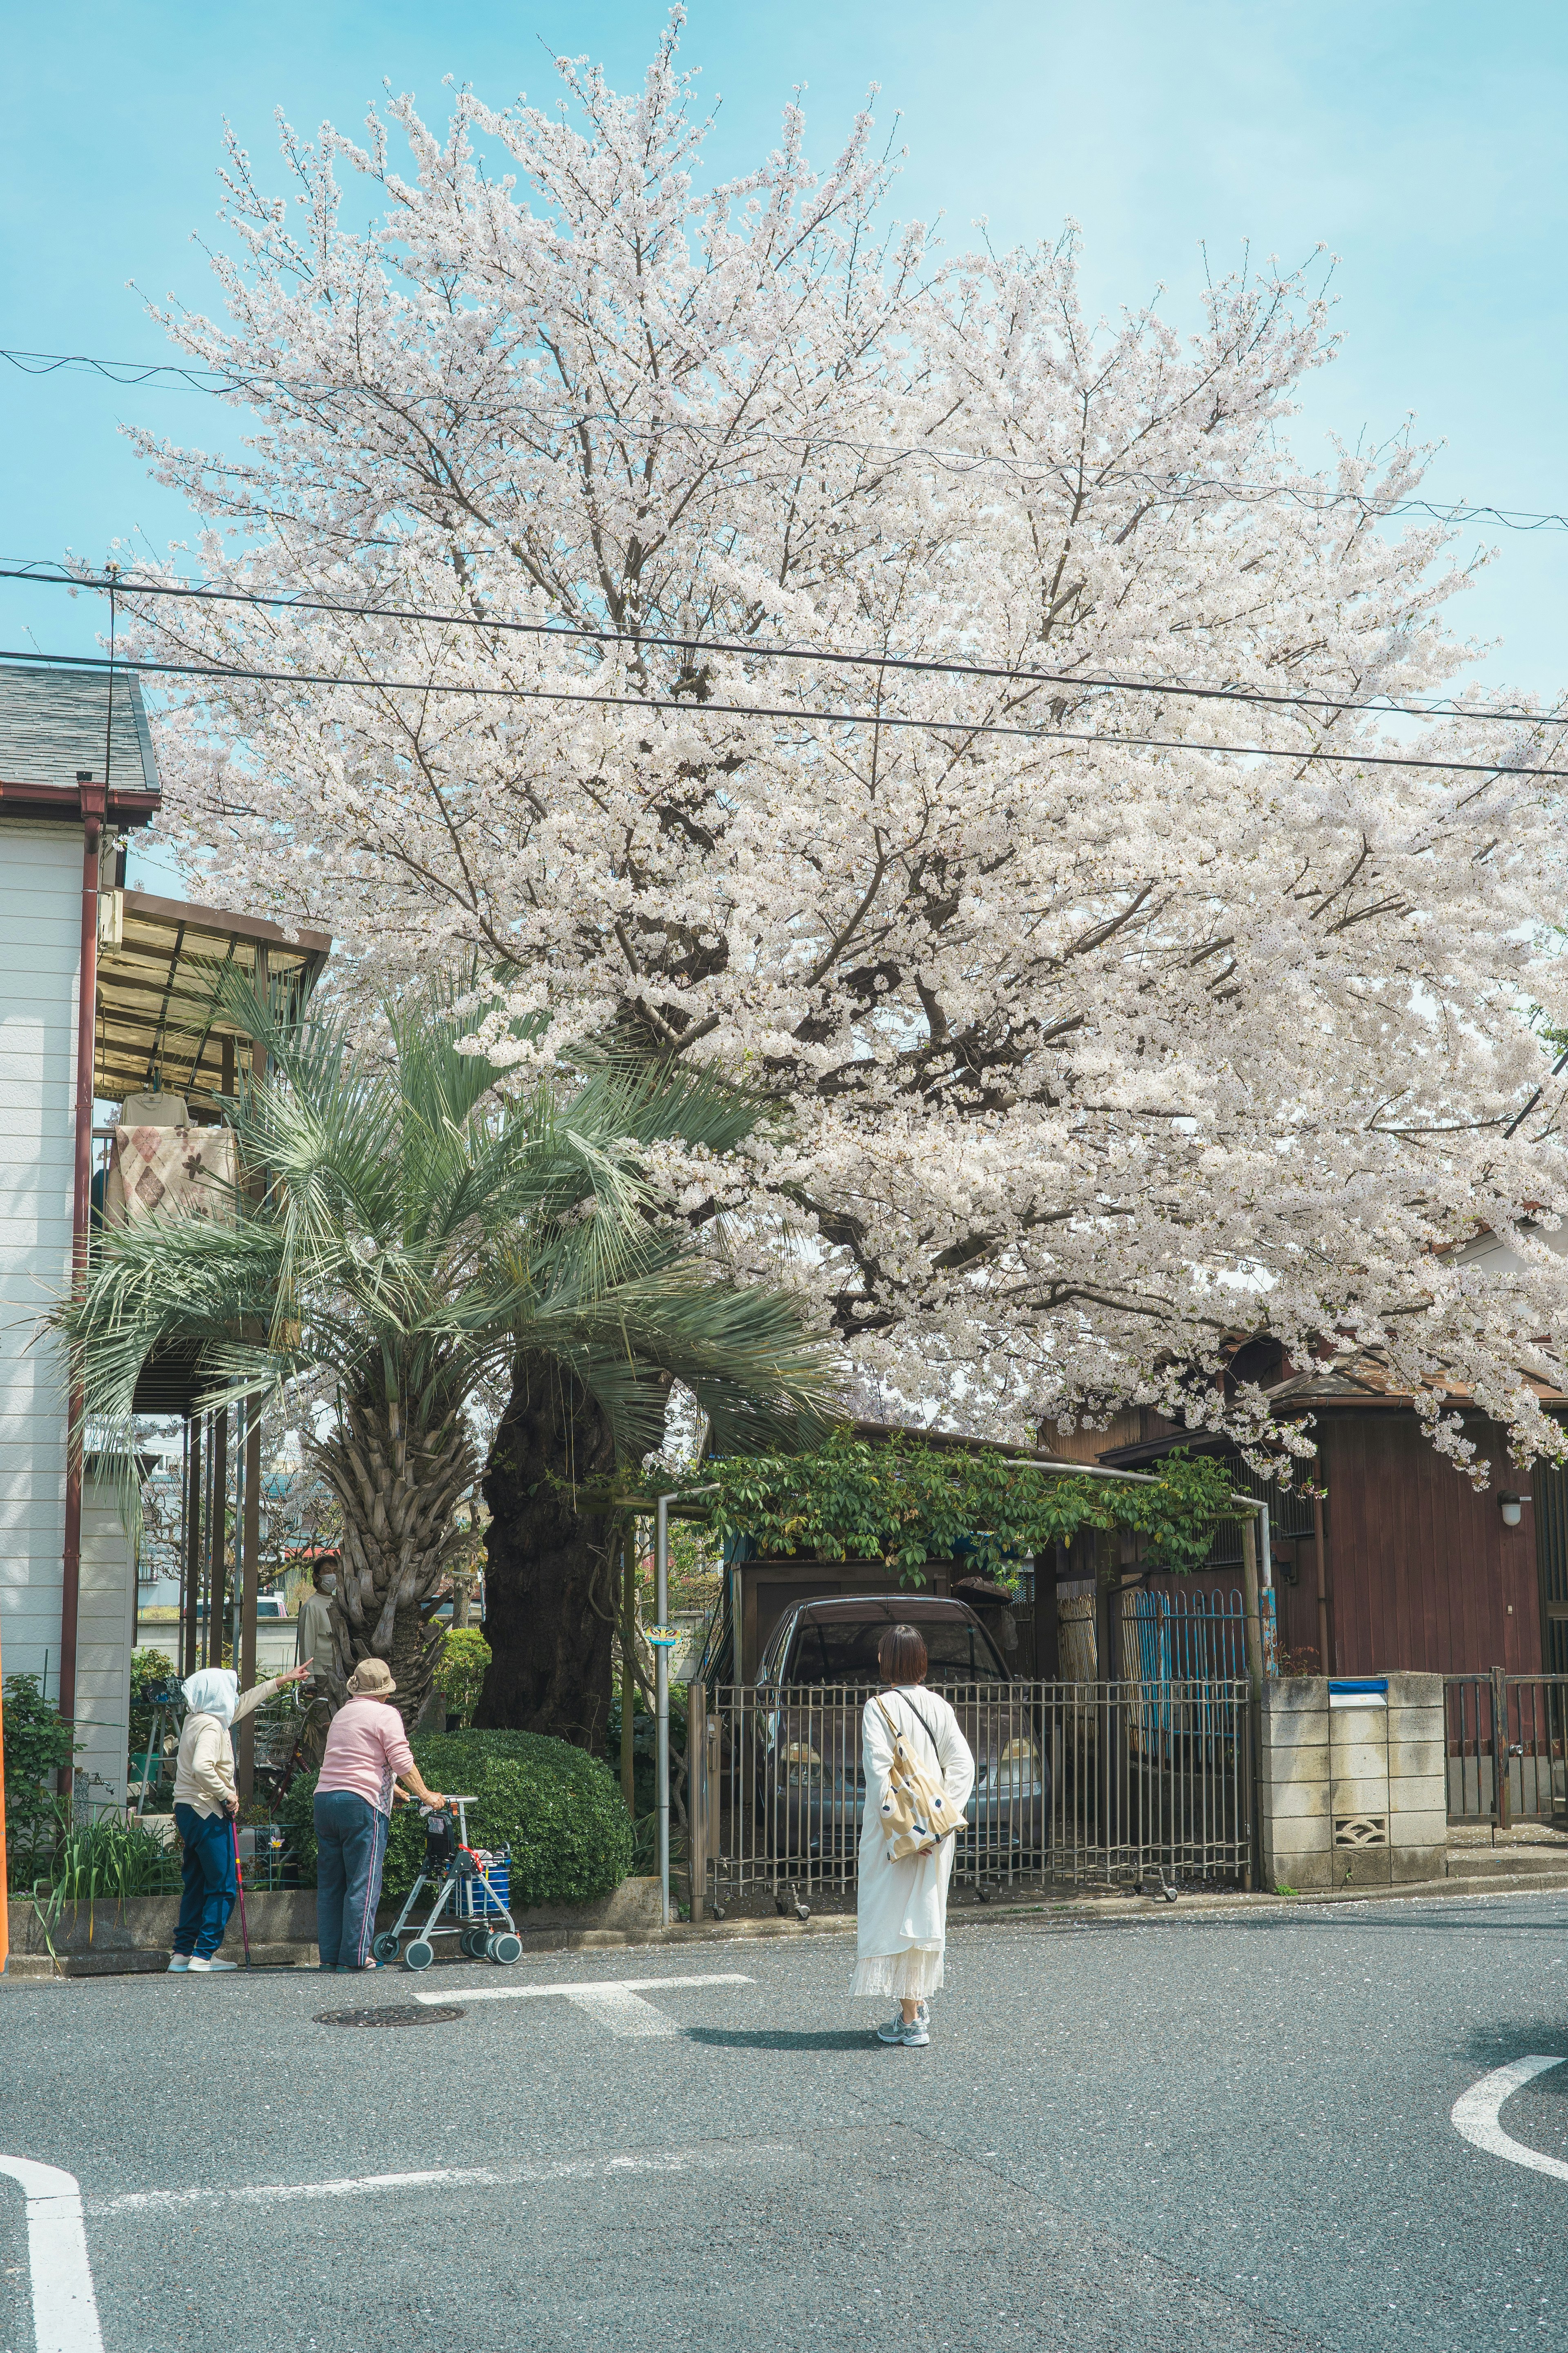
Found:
[125,11,1568,1488]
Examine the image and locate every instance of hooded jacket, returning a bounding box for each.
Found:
[173,1670,283,1818]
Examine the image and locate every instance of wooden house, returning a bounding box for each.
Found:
[0,664,328,1807]
[1046,1348,1567,1680]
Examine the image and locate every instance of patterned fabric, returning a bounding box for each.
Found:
[103,1124,236,1226]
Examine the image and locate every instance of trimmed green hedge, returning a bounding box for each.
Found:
[281,1728,633,1909]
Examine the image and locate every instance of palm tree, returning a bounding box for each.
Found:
[60,979,831,1732]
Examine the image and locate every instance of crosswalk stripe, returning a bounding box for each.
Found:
[414,1970,754,2010]
[562,1988,677,2037]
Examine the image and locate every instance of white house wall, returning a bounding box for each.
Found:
[0,817,78,1701]
[77,1471,136,1807]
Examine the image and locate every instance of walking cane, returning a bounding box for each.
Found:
[231,1815,252,1968]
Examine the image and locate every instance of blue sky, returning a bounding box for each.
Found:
[3,1,1564,885]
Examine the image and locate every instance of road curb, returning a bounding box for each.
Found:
[10,1868,1568,1979]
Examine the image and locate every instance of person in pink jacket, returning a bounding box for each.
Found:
[313,1658,446,1970]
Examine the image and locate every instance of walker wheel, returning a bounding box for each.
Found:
[404,1939,435,1971]
[487,1932,522,1966]
[459,1927,487,1959]
[372,1932,401,1963]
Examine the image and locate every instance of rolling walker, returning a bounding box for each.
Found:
[372,1797,523,1970]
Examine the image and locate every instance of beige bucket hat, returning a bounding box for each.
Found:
[346,1657,396,1697]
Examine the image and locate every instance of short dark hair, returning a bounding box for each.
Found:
[878,1624,929,1686]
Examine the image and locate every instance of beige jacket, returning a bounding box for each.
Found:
[173,1679,282,1818]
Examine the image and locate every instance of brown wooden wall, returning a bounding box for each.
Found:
[1269,1411,1541,1677]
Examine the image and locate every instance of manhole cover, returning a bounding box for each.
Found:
[314,2004,466,2028]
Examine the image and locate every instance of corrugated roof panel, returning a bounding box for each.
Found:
[0,665,160,794]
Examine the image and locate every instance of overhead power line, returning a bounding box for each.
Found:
[2,343,1564,533]
[7,562,1564,734]
[5,644,1566,782]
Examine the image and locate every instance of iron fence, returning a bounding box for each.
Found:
[1445,1671,1568,1827]
[689,1676,1252,1914]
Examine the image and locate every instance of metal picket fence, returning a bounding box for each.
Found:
[688,1676,1252,1916]
[1445,1671,1568,1827]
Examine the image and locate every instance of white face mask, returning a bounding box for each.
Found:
[318,1577,337,1596]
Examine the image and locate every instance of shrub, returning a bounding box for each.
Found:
[281,1727,633,1909]
[430,1628,492,1730]
[3,1674,78,1889]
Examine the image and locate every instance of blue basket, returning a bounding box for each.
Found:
[456,1852,510,1919]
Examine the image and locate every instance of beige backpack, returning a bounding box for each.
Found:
[874,1694,967,1858]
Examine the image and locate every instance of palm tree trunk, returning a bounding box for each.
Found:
[477,1350,619,1750]
[309,1390,475,1735]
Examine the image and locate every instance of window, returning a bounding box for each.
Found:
[784,1614,1008,1686]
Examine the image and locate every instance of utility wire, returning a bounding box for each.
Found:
[6,561,1564,733]
[2,343,1564,532]
[5,643,1566,781]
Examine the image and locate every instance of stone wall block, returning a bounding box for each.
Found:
[1383,1673,1444,1710]
[1262,1713,1330,1752]
[1268,1679,1330,1713]
[1267,1852,1333,1890]
[1327,1774,1393,1816]
[1329,1737,1388,1782]
[1387,1804,1448,1847]
[1263,1781,1330,1822]
[1263,1742,1331,1788]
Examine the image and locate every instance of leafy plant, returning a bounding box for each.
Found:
[37,1806,183,1903]
[430,1628,492,1730]
[610,1428,1236,1585]
[58,972,830,1733]
[281,1726,633,1908]
[3,1674,78,1889]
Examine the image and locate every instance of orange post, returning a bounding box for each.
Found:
[0,1623,9,1975]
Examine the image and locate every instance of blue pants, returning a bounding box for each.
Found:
[314,1790,390,1969]
[173,1804,238,1958]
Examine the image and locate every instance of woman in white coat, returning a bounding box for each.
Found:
[854,1623,975,2047]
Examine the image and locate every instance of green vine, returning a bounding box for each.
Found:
[604,1428,1236,1586]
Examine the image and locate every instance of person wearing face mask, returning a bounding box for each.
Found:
[295,1557,340,1690]
[169,1663,310,1972]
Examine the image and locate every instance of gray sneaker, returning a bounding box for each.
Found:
[875,2003,930,2045]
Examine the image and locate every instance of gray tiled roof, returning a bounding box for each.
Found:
[0,664,160,794]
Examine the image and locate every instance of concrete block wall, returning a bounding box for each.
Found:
[1259,1674,1446,1892]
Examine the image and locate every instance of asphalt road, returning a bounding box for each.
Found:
[2,1889,1566,2353]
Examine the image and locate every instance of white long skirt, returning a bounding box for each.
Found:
[851,1830,957,2000]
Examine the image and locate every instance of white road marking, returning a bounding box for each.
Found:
[85,2139,788,2217]
[1451,2055,1568,2179]
[560,1987,679,2037]
[0,2156,105,2353]
[414,1969,753,2013]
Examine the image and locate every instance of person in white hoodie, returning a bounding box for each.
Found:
[169,1664,309,1972]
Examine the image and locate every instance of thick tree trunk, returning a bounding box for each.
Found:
[477,1350,619,1749]
[307,1391,476,1737]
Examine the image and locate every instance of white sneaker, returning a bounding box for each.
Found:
[187,1956,237,1973]
[166,1955,190,1972]
[875,2002,930,2045]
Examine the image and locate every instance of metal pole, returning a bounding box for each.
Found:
[1313,1491,1330,1675]
[1240,1511,1265,1892]
[620,1520,636,1819]
[653,1483,722,1932]
[655,1494,670,1927]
